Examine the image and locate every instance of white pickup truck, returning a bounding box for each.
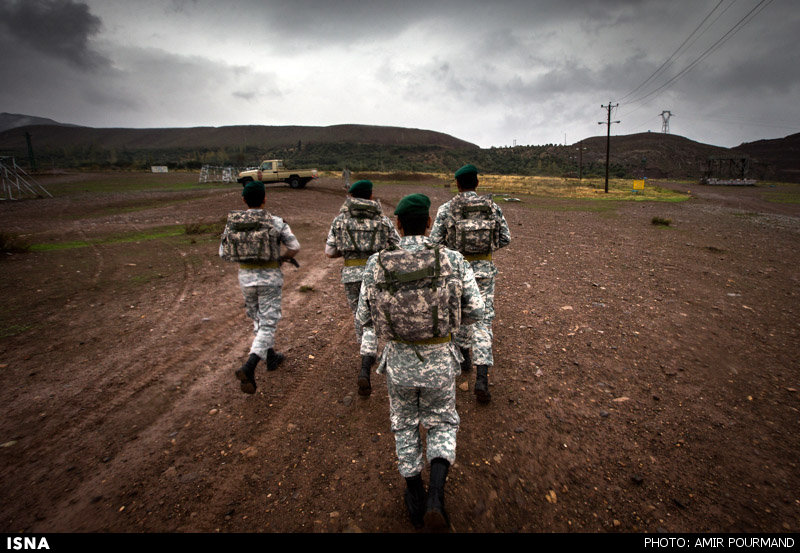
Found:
[237,159,319,189]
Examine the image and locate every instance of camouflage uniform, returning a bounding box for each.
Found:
[356,235,484,477]
[326,197,400,356]
[219,210,300,358]
[429,191,511,367]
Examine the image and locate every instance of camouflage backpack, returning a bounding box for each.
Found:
[333,197,393,260]
[445,194,499,255]
[220,210,281,263]
[369,245,462,344]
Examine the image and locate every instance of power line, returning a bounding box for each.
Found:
[614,1,739,122]
[617,0,726,103]
[626,0,775,106]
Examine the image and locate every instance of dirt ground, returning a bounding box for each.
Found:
[0,173,798,533]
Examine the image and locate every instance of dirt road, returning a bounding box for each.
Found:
[1,174,798,533]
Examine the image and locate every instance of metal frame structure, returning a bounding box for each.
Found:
[0,157,52,200]
[701,156,756,186]
[199,165,237,184]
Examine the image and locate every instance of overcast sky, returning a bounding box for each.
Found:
[1,0,798,148]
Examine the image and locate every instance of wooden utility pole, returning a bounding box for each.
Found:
[576,140,587,182]
[25,132,37,172]
[599,103,619,194]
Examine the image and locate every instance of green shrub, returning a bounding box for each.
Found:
[0,232,30,253]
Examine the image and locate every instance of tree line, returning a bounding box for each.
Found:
[15,141,630,178]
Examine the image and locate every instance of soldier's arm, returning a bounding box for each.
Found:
[325,223,342,258]
[428,205,448,245]
[495,204,511,249]
[355,259,377,328]
[280,220,301,258]
[457,254,485,325]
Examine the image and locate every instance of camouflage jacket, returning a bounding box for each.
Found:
[356,235,484,388]
[218,210,300,288]
[429,191,511,279]
[326,197,400,284]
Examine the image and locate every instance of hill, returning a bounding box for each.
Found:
[0,121,479,173]
[0,112,78,133]
[576,132,732,179]
[733,133,800,183]
[0,122,478,151]
[462,132,733,180]
[0,114,796,181]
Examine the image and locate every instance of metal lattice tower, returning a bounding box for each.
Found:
[660,110,674,134]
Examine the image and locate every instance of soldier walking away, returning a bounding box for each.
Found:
[325,180,400,396]
[429,164,511,404]
[219,181,300,394]
[356,194,484,531]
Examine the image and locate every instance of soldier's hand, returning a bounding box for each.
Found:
[278,255,300,268]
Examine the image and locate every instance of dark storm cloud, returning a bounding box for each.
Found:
[0,0,108,70]
[248,0,651,45]
[4,0,797,146]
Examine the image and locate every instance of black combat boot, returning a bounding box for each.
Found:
[358,355,375,397]
[235,353,260,394]
[266,348,284,371]
[424,458,450,531]
[404,473,427,529]
[475,365,491,404]
[459,347,472,373]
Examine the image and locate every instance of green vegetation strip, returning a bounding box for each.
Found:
[29,227,186,252]
[46,175,227,196]
[0,324,33,339]
[765,192,800,204]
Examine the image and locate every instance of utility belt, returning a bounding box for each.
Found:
[239,260,280,269]
[344,257,370,267]
[464,253,492,262]
[391,334,452,346]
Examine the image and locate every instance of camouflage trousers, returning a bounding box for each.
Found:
[386,378,459,478]
[344,281,377,357]
[241,284,282,359]
[454,276,495,366]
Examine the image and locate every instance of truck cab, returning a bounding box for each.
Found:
[237,159,318,189]
[257,160,284,182]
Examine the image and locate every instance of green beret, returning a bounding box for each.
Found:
[348,179,373,197]
[242,180,265,203]
[394,193,431,217]
[455,164,478,179]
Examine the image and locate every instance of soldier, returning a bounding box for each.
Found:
[429,164,511,404]
[325,180,400,396]
[219,180,300,395]
[356,193,484,531]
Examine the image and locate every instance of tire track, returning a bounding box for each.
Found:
[167,258,354,529]
[34,234,346,531]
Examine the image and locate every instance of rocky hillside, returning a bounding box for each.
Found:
[733,133,800,183]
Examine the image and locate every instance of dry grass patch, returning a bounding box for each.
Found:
[477,175,688,202]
